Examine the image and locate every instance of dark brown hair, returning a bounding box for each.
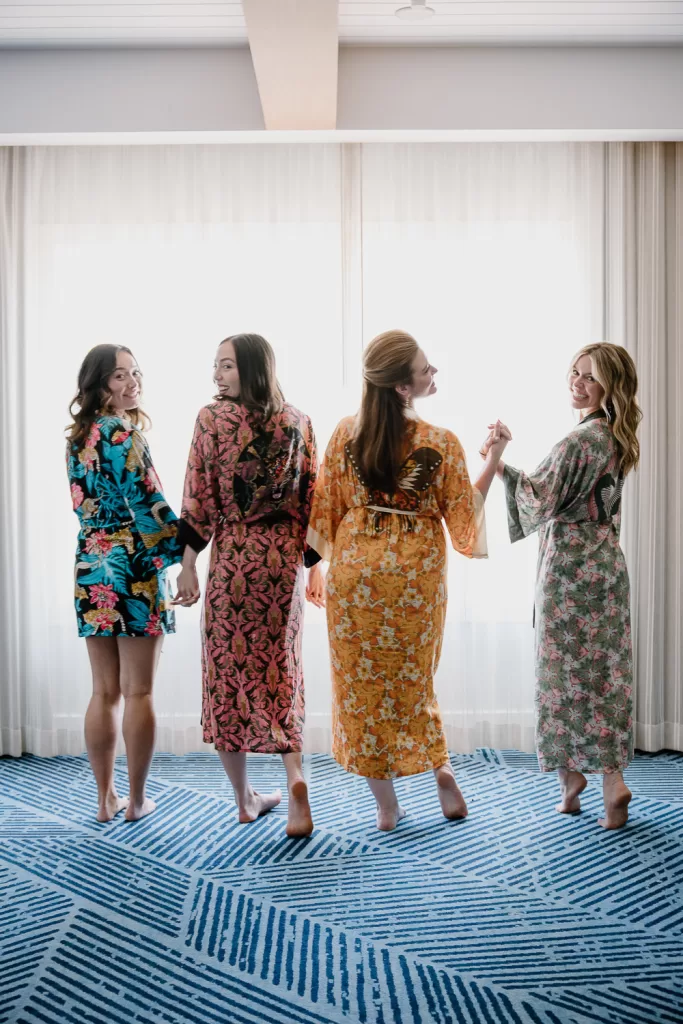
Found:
[216,333,285,422]
[351,330,418,493]
[66,344,150,448]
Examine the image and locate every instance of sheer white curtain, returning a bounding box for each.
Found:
[359,143,605,752]
[0,148,27,758]
[3,144,349,755]
[0,141,610,756]
[605,142,683,753]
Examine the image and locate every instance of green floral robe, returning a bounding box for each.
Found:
[503,411,633,773]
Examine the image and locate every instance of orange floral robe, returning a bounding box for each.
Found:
[307,415,487,779]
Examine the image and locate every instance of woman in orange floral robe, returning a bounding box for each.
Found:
[306,330,508,830]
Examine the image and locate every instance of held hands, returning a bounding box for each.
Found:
[172,564,201,607]
[479,420,513,461]
[306,562,326,609]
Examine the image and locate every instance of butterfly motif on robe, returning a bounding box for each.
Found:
[345,444,443,512]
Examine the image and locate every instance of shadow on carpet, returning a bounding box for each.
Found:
[1,750,682,1024]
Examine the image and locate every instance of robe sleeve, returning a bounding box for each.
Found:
[306,422,349,562]
[503,434,583,542]
[302,415,322,568]
[98,418,183,567]
[179,406,219,554]
[438,430,487,559]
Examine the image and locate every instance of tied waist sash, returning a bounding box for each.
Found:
[363,504,433,534]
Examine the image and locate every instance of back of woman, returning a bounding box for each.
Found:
[307,329,506,830]
[177,333,318,838]
[491,341,641,829]
[182,397,316,537]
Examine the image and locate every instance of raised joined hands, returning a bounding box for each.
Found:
[479,420,513,460]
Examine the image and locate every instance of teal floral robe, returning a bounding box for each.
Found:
[67,415,183,637]
[503,411,633,773]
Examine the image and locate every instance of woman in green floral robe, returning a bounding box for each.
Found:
[484,343,642,829]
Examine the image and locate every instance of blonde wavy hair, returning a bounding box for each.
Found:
[571,342,642,475]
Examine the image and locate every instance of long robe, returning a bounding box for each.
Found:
[307,414,486,779]
[180,399,318,752]
[503,410,633,773]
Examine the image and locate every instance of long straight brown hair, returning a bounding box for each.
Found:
[572,342,642,475]
[351,330,418,493]
[217,333,284,422]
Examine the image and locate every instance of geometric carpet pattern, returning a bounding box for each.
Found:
[1,749,682,1024]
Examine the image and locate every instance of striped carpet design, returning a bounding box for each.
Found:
[1,750,682,1024]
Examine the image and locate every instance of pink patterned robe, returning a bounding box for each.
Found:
[180,400,318,752]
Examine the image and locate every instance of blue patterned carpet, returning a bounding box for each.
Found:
[1,749,682,1024]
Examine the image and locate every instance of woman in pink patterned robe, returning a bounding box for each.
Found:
[175,334,319,837]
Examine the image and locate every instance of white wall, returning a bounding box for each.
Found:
[1,44,682,137]
[338,46,683,131]
[0,47,264,133]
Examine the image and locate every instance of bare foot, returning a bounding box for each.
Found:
[599,775,632,830]
[556,769,587,814]
[286,779,314,838]
[96,794,129,823]
[376,804,407,832]
[124,797,157,822]
[238,789,282,824]
[435,765,468,820]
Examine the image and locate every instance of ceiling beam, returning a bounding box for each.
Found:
[243,0,339,130]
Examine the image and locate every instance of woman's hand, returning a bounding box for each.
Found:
[173,564,200,607]
[479,420,512,460]
[306,563,326,609]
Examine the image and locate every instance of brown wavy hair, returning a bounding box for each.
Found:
[571,342,642,475]
[351,330,419,493]
[67,344,150,448]
[215,333,284,422]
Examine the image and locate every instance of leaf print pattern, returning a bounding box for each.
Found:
[67,415,183,637]
[180,400,318,753]
[308,416,486,779]
[503,411,633,773]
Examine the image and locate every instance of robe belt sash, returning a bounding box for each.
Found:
[364,504,430,534]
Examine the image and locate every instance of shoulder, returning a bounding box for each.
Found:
[93,415,135,445]
[334,415,356,438]
[415,420,464,456]
[281,402,313,430]
[559,422,598,459]
[195,402,223,429]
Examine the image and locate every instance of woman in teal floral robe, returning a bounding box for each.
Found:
[66,344,184,824]
[486,343,642,829]
[68,414,182,636]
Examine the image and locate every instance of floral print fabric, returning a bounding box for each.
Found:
[503,412,633,773]
[67,416,183,637]
[181,400,318,753]
[307,415,486,779]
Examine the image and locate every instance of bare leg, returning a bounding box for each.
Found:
[281,753,313,837]
[599,771,632,829]
[119,635,164,821]
[84,637,127,822]
[434,762,468,820]
[556,767,588,814]
[217,751,282,823]
[366,778,407,832]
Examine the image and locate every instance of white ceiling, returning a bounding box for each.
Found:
[1,0,682,47]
